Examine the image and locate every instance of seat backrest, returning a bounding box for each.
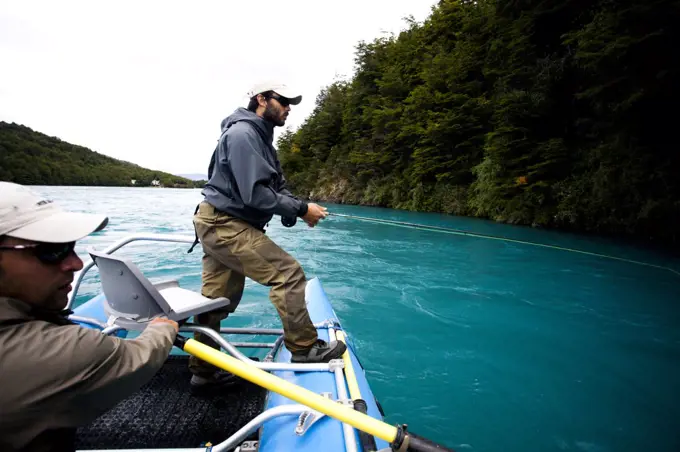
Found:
[88,249,173,323]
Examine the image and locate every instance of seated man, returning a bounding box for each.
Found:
[0,182,179,452]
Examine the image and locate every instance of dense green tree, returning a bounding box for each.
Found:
[278,0,680,246]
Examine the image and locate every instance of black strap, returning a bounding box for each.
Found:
[187,203,201,254]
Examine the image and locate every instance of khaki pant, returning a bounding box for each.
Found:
[189,201,318,377]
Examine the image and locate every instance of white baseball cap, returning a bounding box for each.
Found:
[246,81,302,105]
[0,182,108,243]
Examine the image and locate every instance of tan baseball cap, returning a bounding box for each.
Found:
[0,182,108,243]
[246,81,302,105]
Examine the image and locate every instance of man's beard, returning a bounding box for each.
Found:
[263,103,285,126]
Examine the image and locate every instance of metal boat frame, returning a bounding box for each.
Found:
[69,234,362,452]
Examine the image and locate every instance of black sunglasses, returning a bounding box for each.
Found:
[0,241,76,264]
[266,94,291,107]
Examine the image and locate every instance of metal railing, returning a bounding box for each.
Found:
[68,233,196,309]
[181,325,331,372]
[76,404,313,452]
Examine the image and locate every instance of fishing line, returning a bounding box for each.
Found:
[328,212,680,277]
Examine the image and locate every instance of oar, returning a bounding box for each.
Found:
[174,336,454,452]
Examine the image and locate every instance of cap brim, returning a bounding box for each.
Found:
[284,95,302,105]
[7,212,109,243]
[273,89,302,105]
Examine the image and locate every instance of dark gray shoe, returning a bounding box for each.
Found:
[290,339,347,363]
[190,370,242,395]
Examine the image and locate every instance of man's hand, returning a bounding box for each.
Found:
[301,203,328,227]
[150,317,179,333]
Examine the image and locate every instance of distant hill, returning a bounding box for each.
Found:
[0,122,201,188]
[176,173,208,181]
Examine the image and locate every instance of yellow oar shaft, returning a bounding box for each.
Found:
[182,338,398,443]
[335,331,362,400]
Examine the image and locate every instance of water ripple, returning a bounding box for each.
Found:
[32,186,680,452]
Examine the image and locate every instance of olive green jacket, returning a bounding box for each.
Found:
[0,296,177,452]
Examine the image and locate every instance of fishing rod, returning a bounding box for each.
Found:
[173,335,454,452]
[327,212,680,277]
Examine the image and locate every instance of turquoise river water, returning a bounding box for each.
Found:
[36,186,680,452]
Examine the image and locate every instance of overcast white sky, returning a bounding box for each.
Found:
[0,0,438,176]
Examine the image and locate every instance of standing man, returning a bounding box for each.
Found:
[0,182,179,452]
[190,81,346,390]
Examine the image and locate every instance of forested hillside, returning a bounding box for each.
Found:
[278,0,679,245]
[0,122,200,188]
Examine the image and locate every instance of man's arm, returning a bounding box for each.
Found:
[227,125,306,218]
[277,174,309,216]
[278,185,309,217]
[0,318,178,450]
[60,319,178,423]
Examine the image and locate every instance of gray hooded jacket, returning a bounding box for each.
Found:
[202,108,308,230]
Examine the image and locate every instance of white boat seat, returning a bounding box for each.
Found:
[88,249,231,330]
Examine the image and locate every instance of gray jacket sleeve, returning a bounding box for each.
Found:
[227,124,305,218]
[277,172,309,217]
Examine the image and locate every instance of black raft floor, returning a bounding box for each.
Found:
[75,356,267,450]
